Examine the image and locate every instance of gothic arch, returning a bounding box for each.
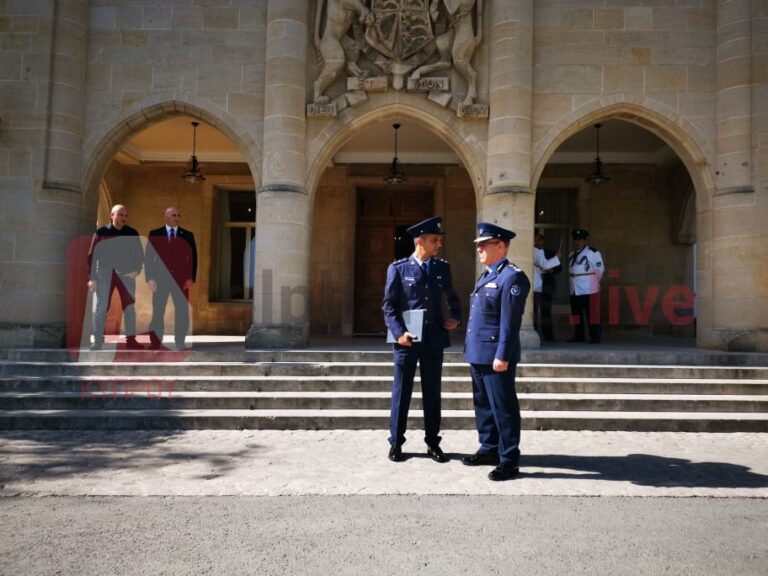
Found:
[531,97,716,202]
[81,96,262,220]
[305,98,487,204]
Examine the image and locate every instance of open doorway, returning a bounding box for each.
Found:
[354,185,433,334]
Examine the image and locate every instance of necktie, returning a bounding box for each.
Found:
[570,248,580,267]
[169,228,176,243]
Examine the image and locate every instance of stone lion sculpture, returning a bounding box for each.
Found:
[313,0,374,103]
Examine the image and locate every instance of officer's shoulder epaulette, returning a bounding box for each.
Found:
[434,257,448,264]
[505,262,523,273]
[392,257,409,265]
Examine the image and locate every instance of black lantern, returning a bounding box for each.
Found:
[384,123,406,185]
[181,121,206,183]
[586,123,610,184]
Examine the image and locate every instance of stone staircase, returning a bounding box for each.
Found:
[1,349,767,431]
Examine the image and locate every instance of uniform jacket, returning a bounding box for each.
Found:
[145,226,198,286]
[87,224,143,280]
[382,256,462,349]
[568,245,604,295]
[464,259,530,365]
[533,246,561,293]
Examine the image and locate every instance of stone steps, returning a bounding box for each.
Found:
[0,409,766,432]
[0,350,766,431]
[2,361,767,379]
[3,348,768,367]
[1,375,767,394]
[2,391,766,413]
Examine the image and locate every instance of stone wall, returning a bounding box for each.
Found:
[1,0,765,349]
[531,0,717,162]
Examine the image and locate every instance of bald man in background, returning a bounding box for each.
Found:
[87,204,144,350]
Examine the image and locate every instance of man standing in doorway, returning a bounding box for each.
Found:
[567,228,604,344]
[87,204,145,351]
[463,222,530,481]
[533,232,561,343]
[382,216,462,463]
[145,207,198,350]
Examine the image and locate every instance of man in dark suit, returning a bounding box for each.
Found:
[463,222,530,481]
[382,216,462,463]
[145,207,197,350]
[87,204,145,350]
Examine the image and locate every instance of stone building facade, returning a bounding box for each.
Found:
[0,0,766,351]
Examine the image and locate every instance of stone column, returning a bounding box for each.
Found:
[715,0,752,195]
[704,0,763,350]
[5,0,90,347]
[480,0,538,348]
[43,0,89,193]
[246,0,311,348]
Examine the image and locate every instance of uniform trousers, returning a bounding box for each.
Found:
[469,363,521,466]
[149,274,190,346]
[533,290,555,341]
[92,271,136,342]
[570,293,602,342]
[389,342,443,448]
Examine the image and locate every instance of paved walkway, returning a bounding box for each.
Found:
[1,430,767,498]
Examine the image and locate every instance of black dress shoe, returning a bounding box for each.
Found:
[126,337,143,350]
[427,445,448,463]
[461,452,500,467]
[488,463,520,481]
[388,445,404,462]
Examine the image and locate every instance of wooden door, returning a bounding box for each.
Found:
[354,186,433,334]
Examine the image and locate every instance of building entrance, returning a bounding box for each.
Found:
[354,186,433,334]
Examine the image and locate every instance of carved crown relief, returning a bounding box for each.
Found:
[309,0,488,119]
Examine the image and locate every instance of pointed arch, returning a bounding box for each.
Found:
[531,97,716,201]
[305,99,487,203]
[81,96,262,217]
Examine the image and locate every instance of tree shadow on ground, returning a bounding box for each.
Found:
[0,431,265,486]
[520,454,768,488]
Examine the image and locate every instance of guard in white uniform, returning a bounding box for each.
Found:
[567,228,604,343]
[533,232,561,342]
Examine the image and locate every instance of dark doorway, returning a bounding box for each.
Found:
[535,188,576,305]
[354,186,433,334]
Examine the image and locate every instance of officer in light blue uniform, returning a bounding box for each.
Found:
[382,216,462,463]
[463,222,530,481]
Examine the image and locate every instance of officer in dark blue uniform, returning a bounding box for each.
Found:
[463,222,530,481]
[382,216,462,463]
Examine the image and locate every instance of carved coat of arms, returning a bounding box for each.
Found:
[309,0,488,119]
[365,0,433,61]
